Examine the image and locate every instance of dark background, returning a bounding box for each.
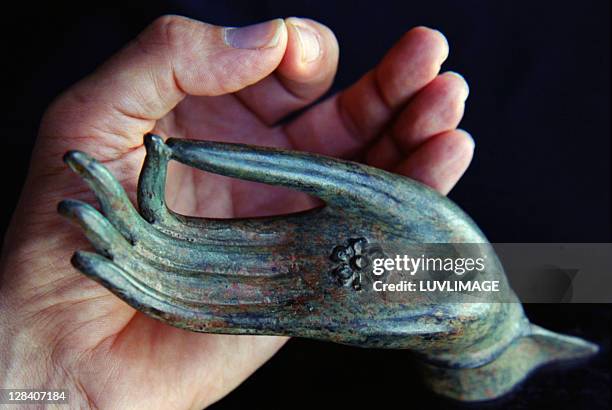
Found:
[2,1,610,409]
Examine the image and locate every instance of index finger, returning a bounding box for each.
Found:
[37,15,289,162]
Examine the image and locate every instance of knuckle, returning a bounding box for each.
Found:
[139,14,191,56]
[39,87,91,136]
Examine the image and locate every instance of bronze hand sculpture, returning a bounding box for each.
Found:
[58,134,597,401]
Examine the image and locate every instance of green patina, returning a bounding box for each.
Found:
[58,134,597,401]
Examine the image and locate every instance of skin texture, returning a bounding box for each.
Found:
[0,16,474,409]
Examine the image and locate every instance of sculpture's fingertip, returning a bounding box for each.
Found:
[63,150,96,176]
[57,198,93,220]
[71,250,122,288]
[144,133,172,157]
[63,150,79,164]
[63,149,86,163]
[71,250,91,272]
[57,199,74,217]
[144,133,163,148]
[165,137,178,149]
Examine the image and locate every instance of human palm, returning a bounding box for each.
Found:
[0,16,472,409]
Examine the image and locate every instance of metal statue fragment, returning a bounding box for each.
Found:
[58,134,597,401]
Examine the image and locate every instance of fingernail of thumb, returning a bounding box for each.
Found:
[292,22,321,63]
[224,19,283,50]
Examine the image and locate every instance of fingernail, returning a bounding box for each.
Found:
[290,20,321,63]
[224,19,283,50]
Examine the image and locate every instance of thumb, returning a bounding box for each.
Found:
[0,15,288,328]
[37,15,288,161]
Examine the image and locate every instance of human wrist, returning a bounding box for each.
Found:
[0,291,92,409]
[0,293,49,385]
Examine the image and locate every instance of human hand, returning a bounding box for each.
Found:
[0,16,472,409]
